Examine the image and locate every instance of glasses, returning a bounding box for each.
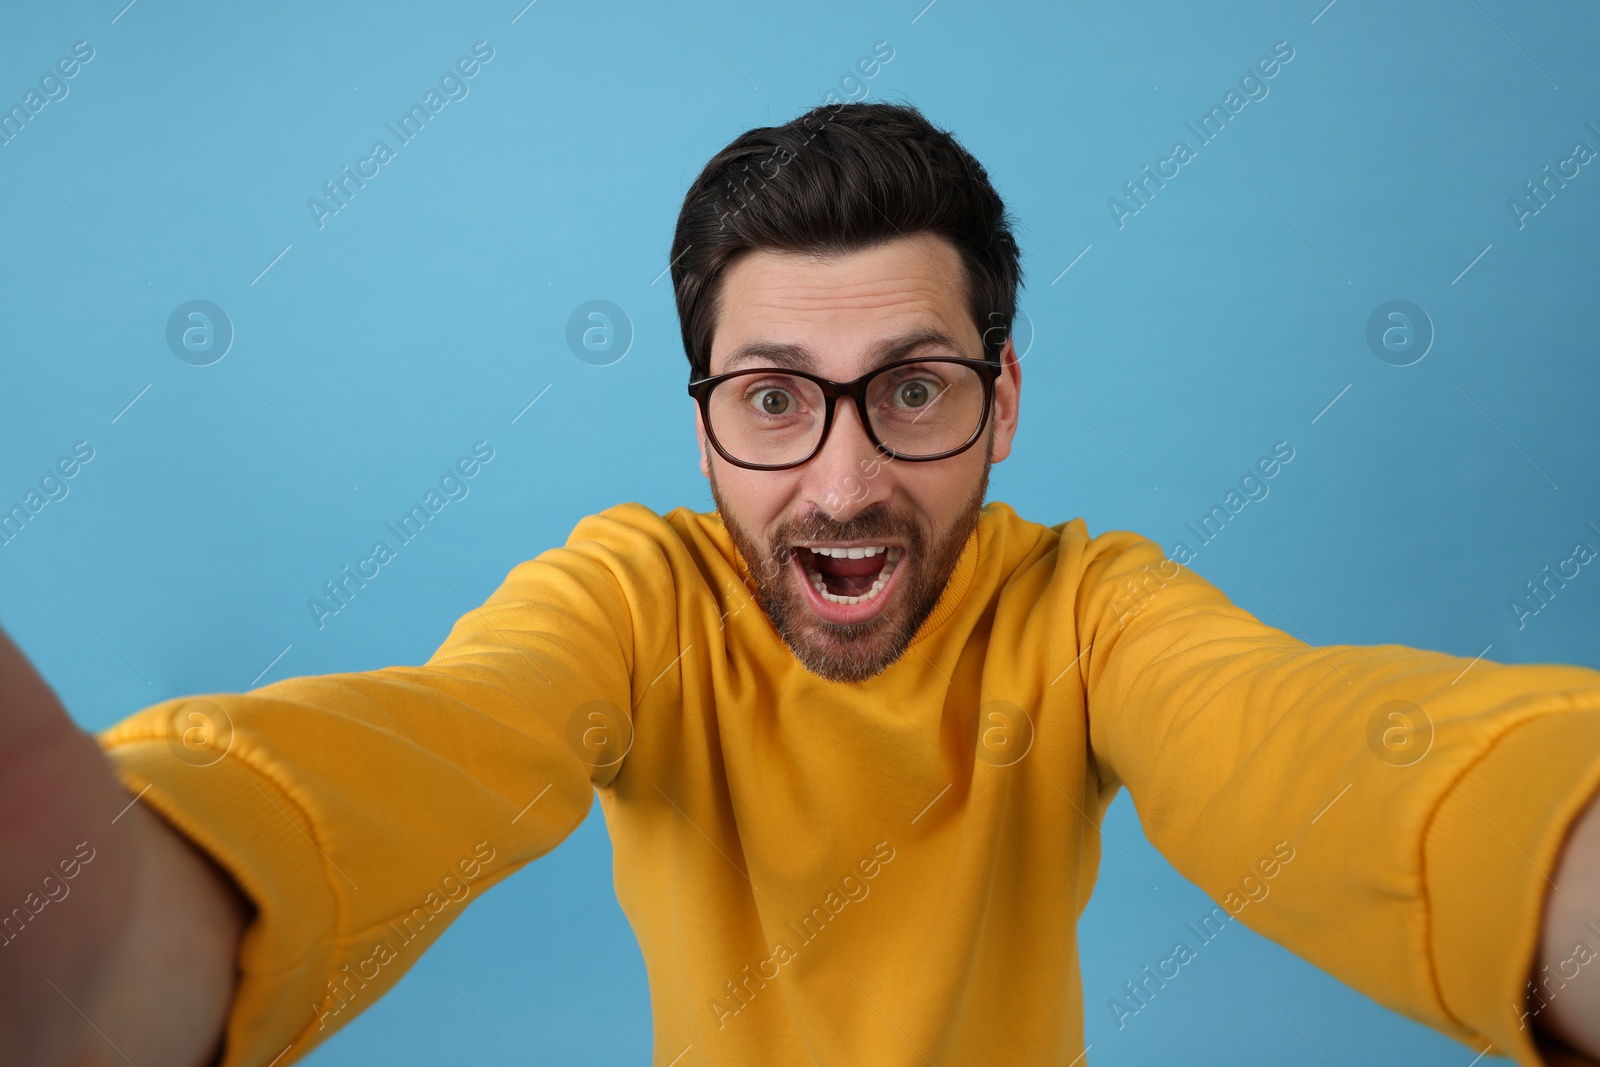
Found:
[687,356,1001,471]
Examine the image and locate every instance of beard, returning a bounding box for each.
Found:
[706,447,992,684]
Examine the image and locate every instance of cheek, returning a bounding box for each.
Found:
[905,462,978,527]
[720,472,803,554]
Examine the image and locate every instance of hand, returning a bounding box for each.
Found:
[0,624,250,1067]
[1532,784,1600,1056]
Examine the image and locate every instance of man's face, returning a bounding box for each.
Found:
[696,233,1021,683]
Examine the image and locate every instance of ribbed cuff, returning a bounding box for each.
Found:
[1425,700,1600,1066]
[98,716,341,1067]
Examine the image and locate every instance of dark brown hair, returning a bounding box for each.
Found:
[670,101,1022,383]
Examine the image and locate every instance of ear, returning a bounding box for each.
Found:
[988,337,1022,464]
[694,405,711,479]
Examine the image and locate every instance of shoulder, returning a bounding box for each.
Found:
[980,501,1137,568]
[983,502,1186,590]
[551,502,735,597]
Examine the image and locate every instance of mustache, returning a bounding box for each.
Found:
[778,503,921,552]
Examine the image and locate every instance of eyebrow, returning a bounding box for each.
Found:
[719,327,968,376]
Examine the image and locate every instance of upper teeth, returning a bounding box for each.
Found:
[810,545,888,559]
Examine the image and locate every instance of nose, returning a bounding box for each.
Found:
[800,399,892,521]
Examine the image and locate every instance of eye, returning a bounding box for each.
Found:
[749,385,795,415]
[891,377,940,408]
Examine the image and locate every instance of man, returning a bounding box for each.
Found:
[3,102,1598,1066]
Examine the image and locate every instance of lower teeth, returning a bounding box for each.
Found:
[802,548,902,607]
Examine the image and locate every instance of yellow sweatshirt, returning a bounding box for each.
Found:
[98,501,1600,1067]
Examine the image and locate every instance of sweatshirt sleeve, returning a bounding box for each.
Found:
[94,508,659,1067]
[1073,526,1600,1065]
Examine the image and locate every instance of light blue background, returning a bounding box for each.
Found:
[3,1,1597,1063]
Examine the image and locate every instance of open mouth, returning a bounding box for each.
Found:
[790,544,906,620]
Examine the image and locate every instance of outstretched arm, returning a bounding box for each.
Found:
[1534,786,1600,1058]
[34,504,662,1066]
[1068,524,1600,1066]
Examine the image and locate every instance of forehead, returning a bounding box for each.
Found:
[710,233,973,377]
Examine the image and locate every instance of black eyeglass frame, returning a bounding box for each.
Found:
[686,355,1003,472]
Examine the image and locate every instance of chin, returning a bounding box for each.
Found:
[763,561,929,683]
[784,617,914,683]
